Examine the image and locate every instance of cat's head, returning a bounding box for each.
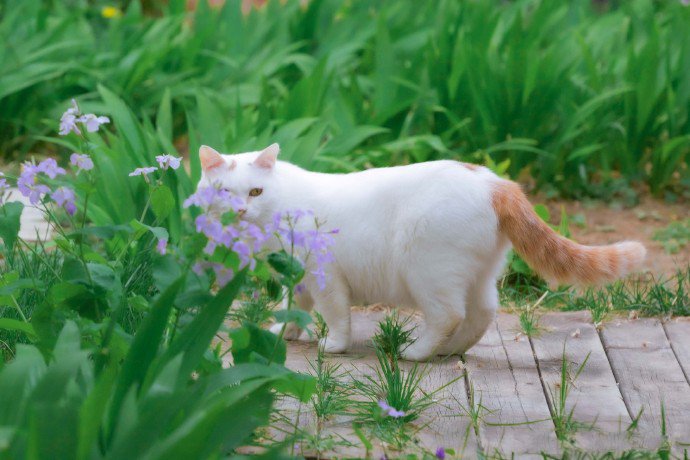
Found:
[197,144,280,222]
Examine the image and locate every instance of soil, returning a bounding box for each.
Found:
[542,196,689,278]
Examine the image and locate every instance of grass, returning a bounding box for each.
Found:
[502,266,690,322]
[371,310,416,359]
[654,219,690,255]
[549,346,592,445]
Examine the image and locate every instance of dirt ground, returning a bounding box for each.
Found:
[543,196,689,278]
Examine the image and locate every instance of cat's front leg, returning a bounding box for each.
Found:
[312,279,351,354]
[269,289,315,340]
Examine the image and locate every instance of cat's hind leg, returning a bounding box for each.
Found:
[436,277,499,356]
[269,289,314,340]
[401,284,467,362]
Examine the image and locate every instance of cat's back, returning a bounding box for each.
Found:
[328,159,496,199]
[334,160,496,185]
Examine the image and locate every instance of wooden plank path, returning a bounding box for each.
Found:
[277,309,690,458]
[601,317,690,451]
[7,189,53,241]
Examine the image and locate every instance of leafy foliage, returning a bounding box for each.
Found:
[2,0,690,197]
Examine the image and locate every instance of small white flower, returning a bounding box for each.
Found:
[129,166,158,177]
[155,154,182,170]
[78,114,110,133]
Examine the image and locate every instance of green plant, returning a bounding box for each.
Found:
[0,274,315,458]
[558,268,690,318]
[4,0,690,197]
[372,311,416,359]
[653,219,690,255]
[549,346,592,444]
[517,291,548,337]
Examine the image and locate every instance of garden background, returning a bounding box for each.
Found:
[1,0,689,458]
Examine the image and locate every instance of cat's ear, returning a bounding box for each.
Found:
[199,145,227,172]
[253,143,280,170]
[199,145,237,172]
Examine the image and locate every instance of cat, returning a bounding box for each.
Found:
[196,144,646,361]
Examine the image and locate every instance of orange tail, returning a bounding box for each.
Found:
[491,180,646,285]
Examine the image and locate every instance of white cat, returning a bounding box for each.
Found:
[196,144,646,361]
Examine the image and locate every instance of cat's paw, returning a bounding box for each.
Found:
[401,342,434,362]
[269,322,302,340]
[319,336,349,354]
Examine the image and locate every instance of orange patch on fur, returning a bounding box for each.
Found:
[491,180,646,286]
[460,162,480,172]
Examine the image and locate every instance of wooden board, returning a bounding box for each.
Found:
[229,308,690,456]
[530,311,631,452]
[664,317,690,386]
[601,318,690,449]
[280,308,479,458]
[7,189,53,242]
[463,314,560,457]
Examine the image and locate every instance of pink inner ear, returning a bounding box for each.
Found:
[200,146,225,171]
[253,143,280,169]
[253,154,274,169]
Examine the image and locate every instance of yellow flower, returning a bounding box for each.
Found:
[101,6,122,19]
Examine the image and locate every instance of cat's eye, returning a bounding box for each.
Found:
[249,188,263,197]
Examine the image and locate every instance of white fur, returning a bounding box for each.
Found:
[198,145,509,361]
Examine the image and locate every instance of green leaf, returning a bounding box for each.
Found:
[130,219,169,242]
[0,201,24,252]
[533,204,551,222]
[230,322,286,365]
[267,251,304,286]
[0,318,37,341]
[152,255,182,293]
[0,272,44,307]
[47,282,89,307]
[150,185,175,221]
[107,276,186,442]
[273,309,313,330]
[77,362,117,460]
[152,271,247,387]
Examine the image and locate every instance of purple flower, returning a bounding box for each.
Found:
[78,114,110,133]
[37,158,66,179]
[233,240,254,270]
[155,154,182,171]
[183,186,245,214]
[51,187,77,215]
[195,215,223,240]
[192,262,206,276]
[17,164,49,205]
[377,400,405,418]
[0,173,9,206]
[270,210,337,290]
[58,99,110,135]
[211,263,234,287]
[59,99,81,135]
[129,166,157,177]
[191,261,234,286]
[435,447,446,459]
[156,238,168,255]
[70,153,94,172]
